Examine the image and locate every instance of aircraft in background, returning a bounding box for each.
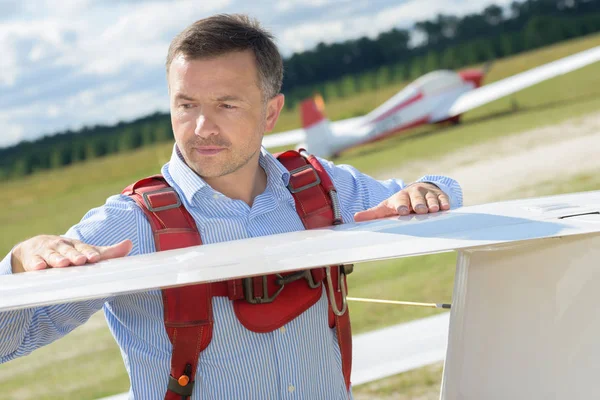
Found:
[262,45,600,158]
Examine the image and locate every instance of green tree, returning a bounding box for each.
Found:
[409,57,424,79]
[423,50,440,73]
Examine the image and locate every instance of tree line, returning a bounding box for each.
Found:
[2,0,600,180]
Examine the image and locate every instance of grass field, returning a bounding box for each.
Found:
[1,33,600,399]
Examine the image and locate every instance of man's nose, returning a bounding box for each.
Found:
[194,114,219,138]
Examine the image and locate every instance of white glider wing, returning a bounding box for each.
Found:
[430,45,600,122]
[262,116,365,149]
[262,128,306,148]
[1,191,600,312]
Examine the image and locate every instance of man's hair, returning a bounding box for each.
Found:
[166,14,283,99]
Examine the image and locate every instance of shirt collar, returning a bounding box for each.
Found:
[162,144,291,205]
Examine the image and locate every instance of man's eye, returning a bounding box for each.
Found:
[221,104,236,110]
[180,104,194,109]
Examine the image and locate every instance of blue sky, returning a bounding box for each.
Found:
[0,0,513,148]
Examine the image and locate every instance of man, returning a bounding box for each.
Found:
[0,14,462,399]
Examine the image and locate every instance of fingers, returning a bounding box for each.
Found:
[12,235,133,273]
[56,240,88,265]
[438,193,451,210]
[74,242,102,263]
[41,250,71,268]
[409,189,428,215]
[425,191,440,213]
[97,240,133,261]
[354,183,451,223]
[354,200,398,222]
[22,255,47,272]
[387,191,411,216]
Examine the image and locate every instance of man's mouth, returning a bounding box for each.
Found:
[195,146,226,156]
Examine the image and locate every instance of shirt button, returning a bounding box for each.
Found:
[288,385,295,393]
[212,193,219,200]
[279,326,286,333]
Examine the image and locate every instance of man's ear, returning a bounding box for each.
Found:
[265,94,285,132]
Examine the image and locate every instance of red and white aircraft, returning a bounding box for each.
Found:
[263,45,600,157]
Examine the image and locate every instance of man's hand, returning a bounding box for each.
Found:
[354,182,450,222]
[11,236,132,274]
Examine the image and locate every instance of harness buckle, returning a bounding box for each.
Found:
[275,270,323,289]
[243,275,284,304]
[142,187,182,212]
[287,164,321,193]
[326,265,349,316]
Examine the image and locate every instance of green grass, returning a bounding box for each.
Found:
[348,253,455,334]
[0,313,129,400]
[2,33,600,399]
[503,171,600,201]
[353,362,444,400]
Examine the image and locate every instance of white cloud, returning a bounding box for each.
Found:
[0,0,524,148]
[381,0,515,23]
[279,0,517,55]
[275,0,340,12]
[0,0,233,85]
[0,123,25,147]
[282,20,346,53]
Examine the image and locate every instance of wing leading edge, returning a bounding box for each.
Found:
[1,191,600,312]
[430,45,600,122]
[262,117,365,150]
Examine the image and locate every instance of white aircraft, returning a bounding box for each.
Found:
[3,190,600,399]
[263,45,600,158]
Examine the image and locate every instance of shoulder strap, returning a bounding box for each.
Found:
[276,149,342,228]
[122,176,212,400]
[276,150,353,392]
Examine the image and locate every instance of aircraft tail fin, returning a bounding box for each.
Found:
[300,94,327,128]
[299,94,335,157]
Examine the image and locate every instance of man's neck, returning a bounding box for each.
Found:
[203,154,267,207]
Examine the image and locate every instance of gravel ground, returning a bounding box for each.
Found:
[379,111,600,205]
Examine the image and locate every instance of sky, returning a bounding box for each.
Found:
[0,0,515,149]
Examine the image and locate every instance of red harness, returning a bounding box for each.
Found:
[122,150,352,399]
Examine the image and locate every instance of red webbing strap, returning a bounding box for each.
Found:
[276,150,352,393]
[276,150,340,229]
[122,176,211,400]
[328,266,352,392]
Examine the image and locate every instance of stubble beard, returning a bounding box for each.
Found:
[185,118,266,180]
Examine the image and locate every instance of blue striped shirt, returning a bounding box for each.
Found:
[0,146,462,399]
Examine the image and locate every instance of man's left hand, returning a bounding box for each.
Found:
[354,182,450,222]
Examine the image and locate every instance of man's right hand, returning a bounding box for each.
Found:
[11,236,133,274]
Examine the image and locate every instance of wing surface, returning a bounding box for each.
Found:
[430,46,600,122]
[2,191,600,311]
[262,116,366,149]
[262,128,306,148]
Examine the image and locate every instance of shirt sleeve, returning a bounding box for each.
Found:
[316,157,463,222]
[0,251,14,276]
[0,194,151,363]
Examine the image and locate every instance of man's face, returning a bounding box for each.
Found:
[168,50,282,179]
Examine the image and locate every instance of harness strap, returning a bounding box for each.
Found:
[123,176,210,400]
[276,150,352,392]
[123,150,352,398]
[277,149,342,228]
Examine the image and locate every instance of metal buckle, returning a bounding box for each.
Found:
[287,164,321,194]
[276,270,322,289]
[243,275,284,304]
[142,187,182,212]
[326,266,348,316]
